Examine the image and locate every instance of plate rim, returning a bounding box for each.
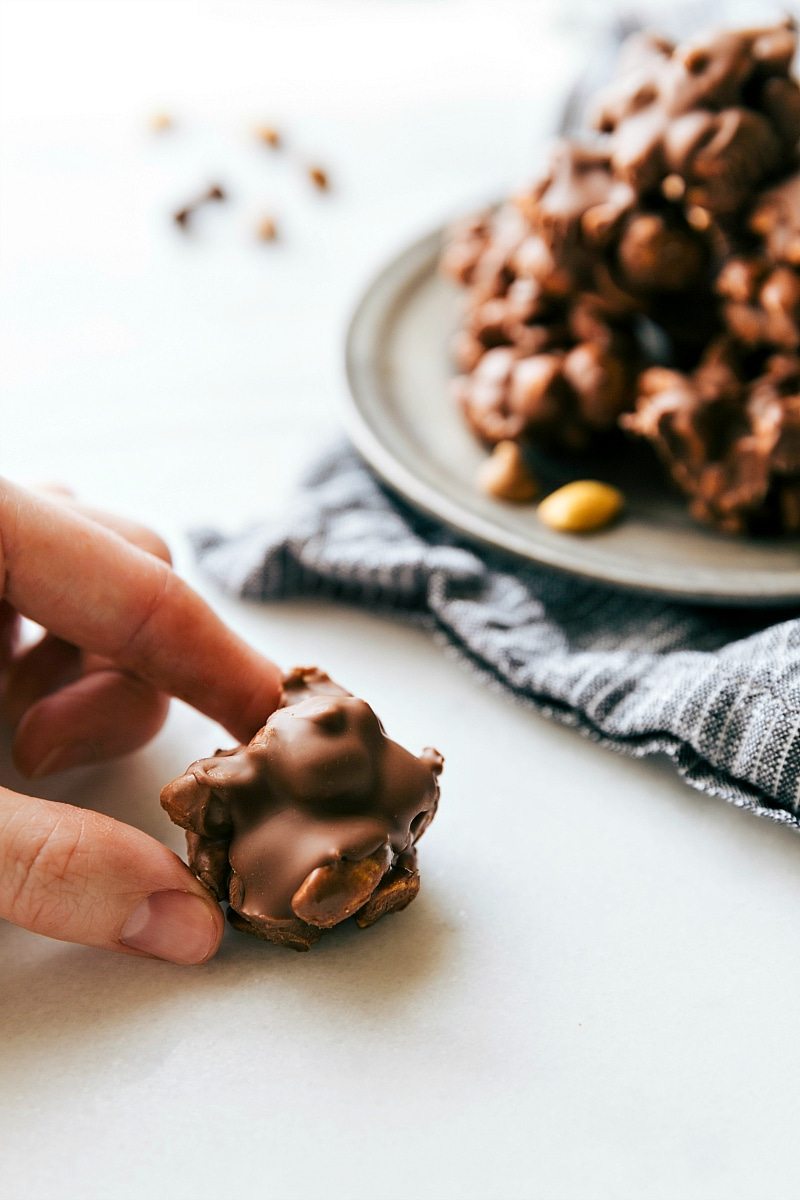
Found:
[343,222,800,608]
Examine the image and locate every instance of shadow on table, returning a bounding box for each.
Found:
[0,886,453,1085]
[0,721,458,1084]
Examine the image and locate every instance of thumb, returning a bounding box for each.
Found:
[0,785,223,963]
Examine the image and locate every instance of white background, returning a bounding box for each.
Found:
[3,3,800,1199]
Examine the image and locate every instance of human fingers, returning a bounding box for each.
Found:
[1,495,173,760]
[0,479,282,740]
[57,501,172,564]
[1,484,172,734]
[12,668,171,778]
[0,600,20,672]
[31,485,173,564]
[5,639,169,775]
[4,639,168,776]
[2,635,81,727]
[0,784,223,962]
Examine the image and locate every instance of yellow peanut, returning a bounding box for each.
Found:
[537,480,624,533]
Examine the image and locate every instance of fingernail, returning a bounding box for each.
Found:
[120,891,220,965]
[28,740,97,779]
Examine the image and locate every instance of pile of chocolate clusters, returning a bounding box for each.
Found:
[442,20,800,534]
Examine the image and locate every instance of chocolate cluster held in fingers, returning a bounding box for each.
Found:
[161,668,443,951]
[443,17,800,532]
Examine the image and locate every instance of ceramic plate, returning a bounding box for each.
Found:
[344,225,800,606]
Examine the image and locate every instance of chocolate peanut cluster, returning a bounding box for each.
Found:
[161,668,443,950]
[593,24,800,215]
[444,141,714,452]
[716,174,800,351]
[623,343,800,534]
[444,18,800,534]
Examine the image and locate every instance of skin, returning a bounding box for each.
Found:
[0,478,283,963]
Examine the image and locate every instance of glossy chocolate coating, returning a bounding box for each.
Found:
[161,668,443,950]
[749,174,800,265]
[513,141,708,304]
[718,257,800,351]
[443,19,800,531]
[622,343,800,533]
[593,21,800,213]
[441,139,711,452]
[714,171,800,354]
[454,321,639,453]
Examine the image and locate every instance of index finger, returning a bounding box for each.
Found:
[0,479,282,740]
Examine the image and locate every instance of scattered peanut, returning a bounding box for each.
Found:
[477,441,539,503]
[173,183,226,229]
[256,215,278,241]
[256,124,281,148]
[308,165,329,190]
[537,479,624,533]
[149,111,174,133]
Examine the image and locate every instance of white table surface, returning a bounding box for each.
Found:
[3,3,800,1199]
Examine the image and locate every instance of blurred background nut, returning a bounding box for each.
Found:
[308,165,329,190]
[760,266,800,317]
[255,123,281,148]
[537,480,624,532]
[716,257,762,303]
[477,440,539,502]
[148,111,174,133]
[256,215,278,242]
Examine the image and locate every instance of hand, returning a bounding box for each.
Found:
[0,479,283,964]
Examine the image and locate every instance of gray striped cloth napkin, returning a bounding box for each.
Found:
[193,443,800,831]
